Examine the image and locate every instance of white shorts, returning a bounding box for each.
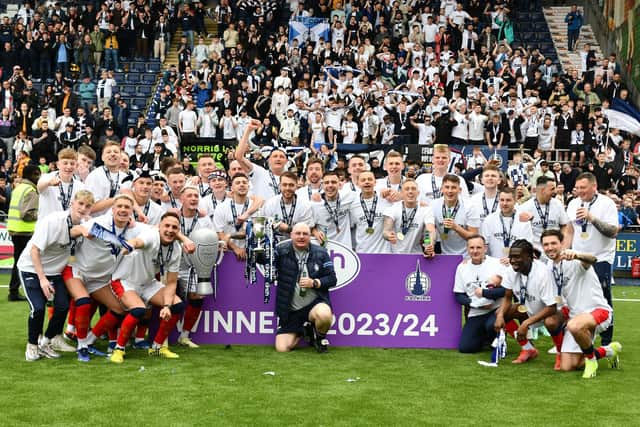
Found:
[561,310,613,353]
[64,265,111,294]
[121,279,164,306]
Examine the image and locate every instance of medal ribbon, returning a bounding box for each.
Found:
[280,195,297,227]
[482,193,499,217]
[552,261,564,296]
[179,210,198,236]
[360,194,378,229]
[230,199,249,232]
[581,195,598,234]
[269,171,281,195]
[58,174,74,211]
[323,194,341,230]
[533,199,550,230]
[157,243,174,277]
[66,215,77,255]
[401,204,418,235]
[431,174,441,199]
[104,167,120,198]
[499,214,514,250]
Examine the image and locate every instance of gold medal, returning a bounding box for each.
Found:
[366,227,374,234]
[503,247,510,256]
[397,232,405,241]
[68,255,77,264]
[555,296,563,305]
[517,305,528,313]
[580,232,589,239]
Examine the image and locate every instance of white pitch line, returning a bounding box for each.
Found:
[613,298,640,302]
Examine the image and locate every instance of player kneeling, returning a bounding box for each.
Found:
[109,212,187,363]
[541,230,622,379]
[494,240,558,364]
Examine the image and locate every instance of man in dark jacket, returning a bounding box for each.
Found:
[263,222,337,353]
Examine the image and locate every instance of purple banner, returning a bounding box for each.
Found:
[187,242,463,349]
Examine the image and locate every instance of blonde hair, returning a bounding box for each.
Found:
[74,189,95,205]
[58,148,78,161]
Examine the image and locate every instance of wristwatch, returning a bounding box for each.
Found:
[313,279,320,289]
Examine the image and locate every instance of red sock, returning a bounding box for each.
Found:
[89,300,99,322]
[117,313,141,348]
[154,313,181,346]
[595,347,606,359]
[135,324,148,340]
[47,305,54,321]
[504,320,519,338]
[67,299,76,329]
[551,331,564,352]
[75,301,92,340]
[109,328,118,342]
[92,311,122,338]
[182,304,202,332]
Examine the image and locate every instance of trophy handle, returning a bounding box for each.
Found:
[215,241,226,266]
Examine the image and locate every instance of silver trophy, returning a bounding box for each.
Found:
[252,216,268,254]
[186,228,225,295]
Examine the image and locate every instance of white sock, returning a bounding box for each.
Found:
[152,342,162,350]
[604,346,614,357]
[66,324,76,334]
[41,336,50,346]
[77,337,88,348]
[135,337,145,343]
[522,341,534,350]
[179,330,189,339]
[86,331,96,345]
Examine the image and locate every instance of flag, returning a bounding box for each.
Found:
[604,98,640,136]
[288,17,330,47]
[477,329,507,368]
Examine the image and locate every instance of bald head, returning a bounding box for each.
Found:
[291,223,312,250]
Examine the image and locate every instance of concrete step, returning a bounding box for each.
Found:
[543,6,604,73]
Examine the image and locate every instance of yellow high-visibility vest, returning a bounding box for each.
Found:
[7,183,36,234]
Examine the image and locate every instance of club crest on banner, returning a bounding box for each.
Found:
[405,260,431,301]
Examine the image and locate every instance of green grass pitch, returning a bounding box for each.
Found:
[1,279,639,426]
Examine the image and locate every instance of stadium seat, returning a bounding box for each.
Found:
[120,84,135,95]
[136,86,153,97]
[141,74,157,84]
[113,72,125,81]
[530,12,544,22]
[131,98,147,110]
[127,72,141,83]
[146,63,161,73]
[516,12,529,21]
[129,62,146,73]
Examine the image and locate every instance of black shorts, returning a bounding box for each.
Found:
[277,298,327,335]
[570,144,584,154]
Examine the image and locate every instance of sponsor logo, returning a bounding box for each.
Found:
[405,260,431,301]
[327,240,361,291]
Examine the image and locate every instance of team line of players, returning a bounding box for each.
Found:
[19,122,621,374]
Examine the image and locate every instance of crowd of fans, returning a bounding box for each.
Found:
[0,0,639,225]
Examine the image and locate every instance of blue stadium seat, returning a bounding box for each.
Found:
[517,12,529,21]
[129,62,146,73]
[120,84,135,95]
[146,63,161,73]
[530,12,544,22]
[127,72,141,83]
[113,72,125,81]
[131,98,147,110]
[136,86,153,97]
[141,74,157,84]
